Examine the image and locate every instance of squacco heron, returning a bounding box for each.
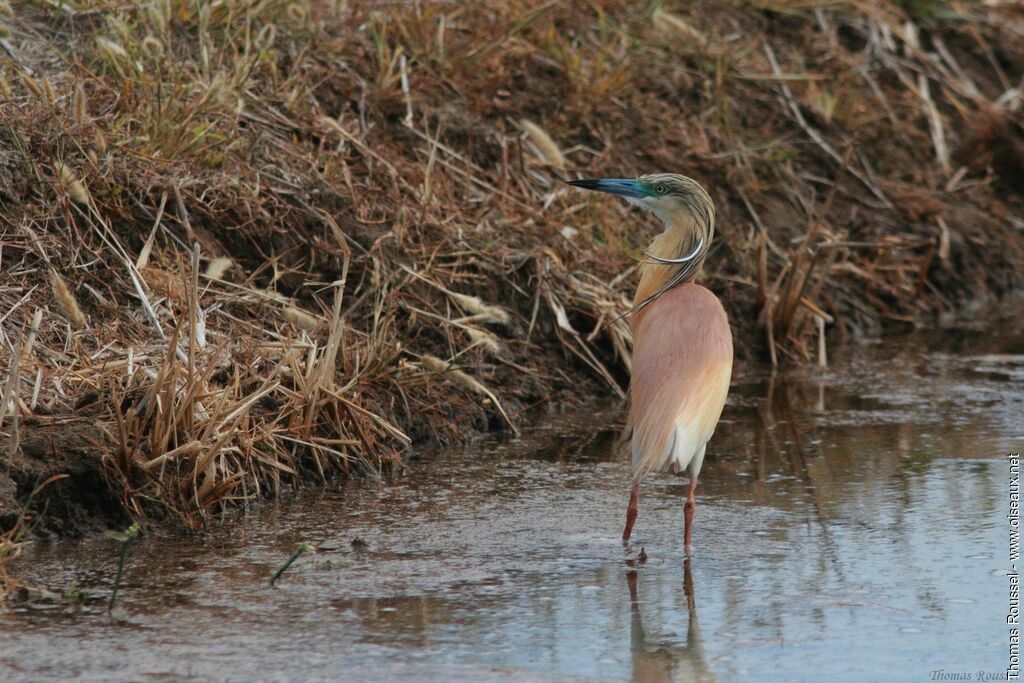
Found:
[569,174,733,550]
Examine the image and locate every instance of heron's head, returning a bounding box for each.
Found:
[568,173,714,227]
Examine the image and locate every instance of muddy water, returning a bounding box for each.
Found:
[3,311,1023,682]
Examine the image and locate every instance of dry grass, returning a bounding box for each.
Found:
[0,0,1022,557]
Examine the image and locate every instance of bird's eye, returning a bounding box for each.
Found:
[656,184,666,195]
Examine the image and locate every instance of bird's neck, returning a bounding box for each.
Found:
[633,213,708,310]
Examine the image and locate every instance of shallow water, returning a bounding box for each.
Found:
[3,309,1023,682]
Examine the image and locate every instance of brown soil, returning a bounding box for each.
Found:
[1,421,127,537]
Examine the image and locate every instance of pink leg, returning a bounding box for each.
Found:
[683,556,695,611]
[683,476,697,551]
[622,482,639,542]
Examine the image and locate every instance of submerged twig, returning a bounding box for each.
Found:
[270,543,316,586]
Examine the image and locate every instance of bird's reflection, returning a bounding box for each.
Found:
[627,557,714,682]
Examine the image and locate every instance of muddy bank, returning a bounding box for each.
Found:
[1,2,1023,541]
[1,422,126,536]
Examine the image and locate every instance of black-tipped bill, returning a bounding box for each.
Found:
[567,178,648,199]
